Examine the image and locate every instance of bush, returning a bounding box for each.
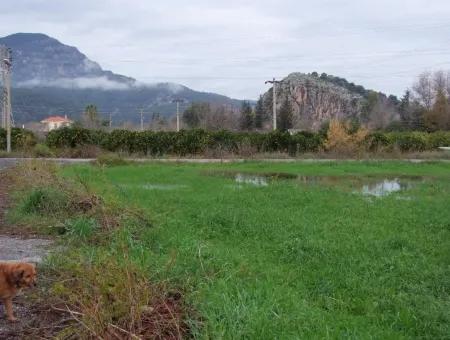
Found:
[0,127,37,150]
[391,132,428,152]
[20,187,68,215]
[46,127,103,148]
[42,126,450,156]
[427,131,450,149]
[364,132,391,151]
[325,120,368,154]
[33,143,55,157]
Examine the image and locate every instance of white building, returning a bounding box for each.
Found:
[40,115,73,131]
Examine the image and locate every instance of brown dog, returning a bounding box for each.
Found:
[0,262,37,322]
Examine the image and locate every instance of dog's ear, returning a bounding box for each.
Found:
[12,269,25,284]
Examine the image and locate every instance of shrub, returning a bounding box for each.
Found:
[289,131,323,154]
[33,143,54,157]
[0,127,37,150]
[20,187,68,215]
[262,130,291,153]
[46,127,99,148]
[325,120,368,154]
[41,126,450,156]
[101,129,137,153]
[364,132,391,151]
[427,131,450,149]
[391,132,428,152]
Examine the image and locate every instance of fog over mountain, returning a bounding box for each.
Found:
[0,33,241,124]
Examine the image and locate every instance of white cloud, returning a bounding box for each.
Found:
[18,77,131,90]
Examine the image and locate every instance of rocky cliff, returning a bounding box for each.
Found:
[263,73,367,130]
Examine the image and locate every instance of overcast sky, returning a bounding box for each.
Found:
[1,0,450,99]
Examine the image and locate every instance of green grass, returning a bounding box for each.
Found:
[58,161,450,339]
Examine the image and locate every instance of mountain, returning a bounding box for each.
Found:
[0,33,135,87]
[0,33,241,124]
[262,72,399,130]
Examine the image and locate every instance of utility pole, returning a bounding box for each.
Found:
[265,78,281,130]
[173,99,182,132]
[1,46,12,153]
[140,108,144,131]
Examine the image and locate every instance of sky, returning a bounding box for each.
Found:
[1,0,450,100]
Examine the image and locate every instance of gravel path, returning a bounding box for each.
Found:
[0,237,53,263]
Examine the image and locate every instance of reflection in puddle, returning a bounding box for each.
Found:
[215,171,422,196]
[235,174,268,187]
[119,183,187,190]
[361,179,410,197]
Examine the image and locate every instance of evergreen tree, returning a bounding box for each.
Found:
[398,90,412,128]
[239,101,254,131]
[254,96,266,129]
[182,103,210,129]
[83,104,99,129]
[277,97,293,131]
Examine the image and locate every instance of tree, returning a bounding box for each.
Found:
[398,90,413,129]
[254,96,268,129]
[361,91,379,123]
[83,104,99,129]
[425,88,449,131]
[182,103,210,129]
[277,97,293,131]
[412,72,433,110]
[150,112,168,131]
[205,105,239,131]
[239,101,254,131]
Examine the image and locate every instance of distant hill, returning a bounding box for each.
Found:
[262,72,399,130]
[0,33,241,124]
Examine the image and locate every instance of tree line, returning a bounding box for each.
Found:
[75,70,450,133]
[181,70,450,133]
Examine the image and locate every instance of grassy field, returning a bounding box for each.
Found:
[7,160,447,338]
[52,160,448,339]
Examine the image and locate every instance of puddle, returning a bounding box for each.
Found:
[118,183,187,190]
[207,171,423,196]
[235,174,269,186]
[360,179,413,197]
[141,184,187,190]
[298,175,420,197]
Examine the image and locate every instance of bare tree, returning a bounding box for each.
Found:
[433,70,448,94]
[368,96,398,130]
[412,72,434,110]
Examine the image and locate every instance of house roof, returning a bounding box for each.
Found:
[40,116,73,123]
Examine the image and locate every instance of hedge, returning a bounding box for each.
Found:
[0,127,37,150]
[1,126,446,155]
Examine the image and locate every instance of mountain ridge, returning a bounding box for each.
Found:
[0,32,242,124]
